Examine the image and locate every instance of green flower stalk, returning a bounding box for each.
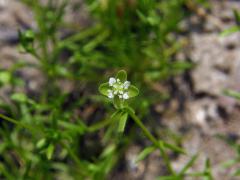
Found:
[99,70,180,175]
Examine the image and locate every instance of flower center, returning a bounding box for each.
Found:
[108,78,130,99]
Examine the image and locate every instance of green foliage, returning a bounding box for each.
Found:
[117,111,128,133]
[135,146,156,163]
[0,0,210,179]
[18,30,35,53]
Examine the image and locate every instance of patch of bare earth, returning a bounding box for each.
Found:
[167,0,240,179]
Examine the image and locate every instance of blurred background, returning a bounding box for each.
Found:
[0,0,240,179]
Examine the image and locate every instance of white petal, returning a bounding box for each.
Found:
[123,81,130,89]
[109,77,116,86]
[108,92,114,98]
[123,93,129,99]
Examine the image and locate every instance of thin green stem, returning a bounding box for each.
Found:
[126,108,175,175]
[0,114,39,135]
[88,118,112,132]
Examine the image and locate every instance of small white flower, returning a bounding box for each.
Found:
[109,77,116,86]
[118,94,123,98]
[123,81,130,89]
[123,93,129,99]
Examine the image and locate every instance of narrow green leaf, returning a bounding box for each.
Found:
[118,112,128,133]
[234,9,240,24]
[25,30,35,40]
[172,61,193,70]
[179,154,198,175]
[59,121,87,134]
[113,96,122,109]
[116,70,127,82]
[125,106,135,114]
[99,83,109,96]
[164,142,186,154]
[100,144,116,158]
[204,158,213,180]
[220,26,240,37]
[0,71,11,84]
[0,114,40,134]
[233,169,240,176]
[205,158,211,170]
[224,89,240,100]
[157,175,181,180]
[128,85,139,98]
[83,30,109,52]
[135,146,156,163]
[221,159,238,168]
[47,144,55,160]
[36,138,47,149]
[11,93,28,103]
[136,10,148,23]
[111,110,122,121]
